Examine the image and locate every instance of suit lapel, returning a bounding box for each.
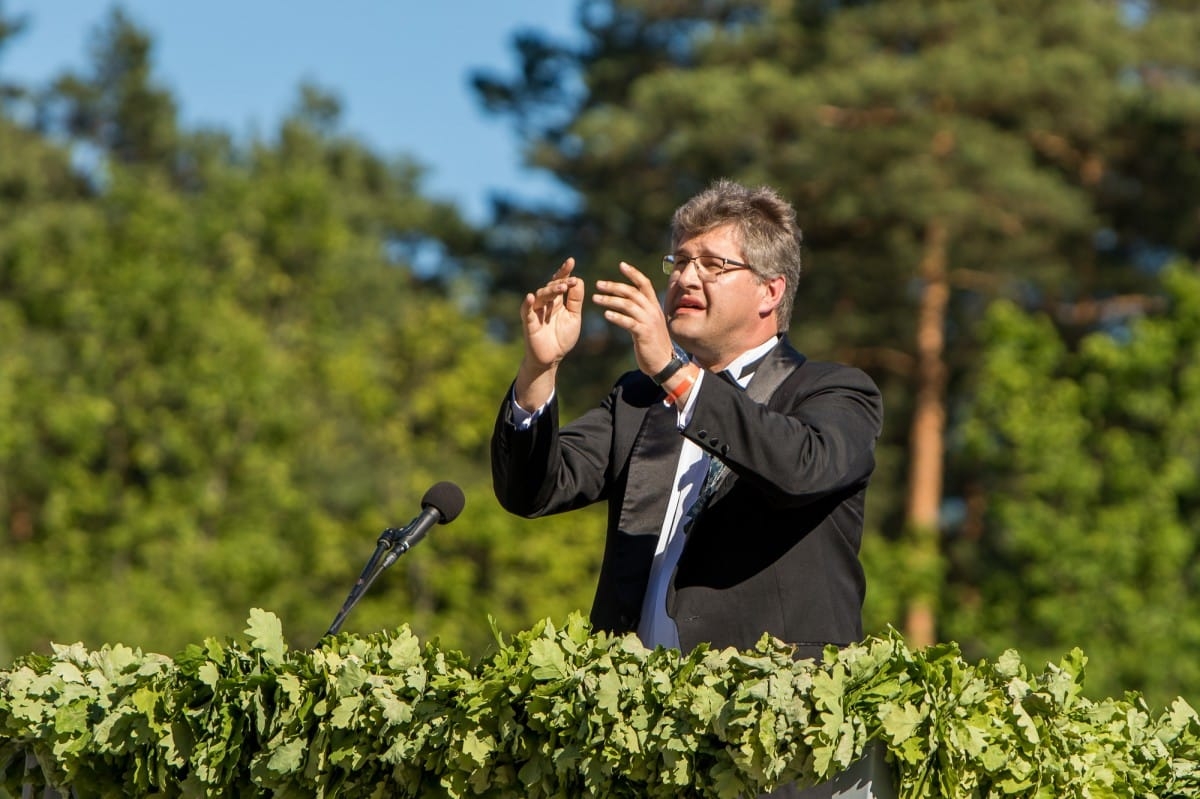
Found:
[617,399,684,536]
[746,337,806,405]
[614,338,806,533]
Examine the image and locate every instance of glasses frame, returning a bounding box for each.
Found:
[662,253,756,281]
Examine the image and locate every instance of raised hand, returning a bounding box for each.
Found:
[593,261,676,378]
[514,258,584,410]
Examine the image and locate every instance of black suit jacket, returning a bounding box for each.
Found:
[491,337,883,659]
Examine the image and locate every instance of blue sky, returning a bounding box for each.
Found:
[0,1,579,222]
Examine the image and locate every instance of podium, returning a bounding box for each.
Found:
[828,742,896,798]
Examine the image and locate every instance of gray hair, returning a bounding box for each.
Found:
[670,179,803,330]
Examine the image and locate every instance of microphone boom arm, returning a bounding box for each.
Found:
[323,526,406,638]
[319,481,465,643]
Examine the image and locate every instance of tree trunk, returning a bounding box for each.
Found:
[903,218,949,649]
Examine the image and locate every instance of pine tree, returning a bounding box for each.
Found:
[475,0,1200,647]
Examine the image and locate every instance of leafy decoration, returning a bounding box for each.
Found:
[2,610,1198,798]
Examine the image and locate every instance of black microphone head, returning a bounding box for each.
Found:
[421,481,465,524]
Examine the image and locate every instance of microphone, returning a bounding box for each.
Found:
[323,481,466,640]
[386,481,466,556]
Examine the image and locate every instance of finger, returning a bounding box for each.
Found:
[618,261,658,300]
[563,275,586,314]
[522,292,548,327]
[531,279,575,306]
[550,257,576,281]
[592,291,648,322]
[528,283,570,322]
[600,307,636,332]
[531,258,577,305]
[593,278,638,299]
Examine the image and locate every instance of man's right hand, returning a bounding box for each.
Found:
[514,258,584,410]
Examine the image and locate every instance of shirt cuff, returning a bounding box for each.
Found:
[674,369,704,428]
[510,387,553,431]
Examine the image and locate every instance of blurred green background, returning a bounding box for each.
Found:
[2,0,1199,709]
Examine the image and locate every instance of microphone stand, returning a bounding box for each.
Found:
[318,481,464,645]
[322,525,408,639]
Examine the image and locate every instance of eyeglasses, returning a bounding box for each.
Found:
[662,253,755,282]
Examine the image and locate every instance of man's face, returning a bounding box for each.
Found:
[664,223,778,369]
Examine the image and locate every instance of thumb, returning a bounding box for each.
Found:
[564,277,586,314]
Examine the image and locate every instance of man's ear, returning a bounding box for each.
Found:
[759,275,786,318]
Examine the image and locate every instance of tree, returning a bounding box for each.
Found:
[954,262,1200,704]
[34,8,179,170]
[474,0,1200,648]
[0,10,605,662]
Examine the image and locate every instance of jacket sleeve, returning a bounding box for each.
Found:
[682,362,883,506]
[490,383,618,518]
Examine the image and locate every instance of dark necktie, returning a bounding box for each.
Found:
[683,456,725,534]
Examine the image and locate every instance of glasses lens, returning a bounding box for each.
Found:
[695,256,726,277]
[664,255,723,280]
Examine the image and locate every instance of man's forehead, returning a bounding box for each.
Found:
[674,222,742,252]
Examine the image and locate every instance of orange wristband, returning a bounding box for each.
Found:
[663,367,698,406]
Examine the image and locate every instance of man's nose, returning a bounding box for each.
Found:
[672,258,704,285]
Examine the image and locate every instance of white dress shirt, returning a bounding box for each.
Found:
[636,336,779,649]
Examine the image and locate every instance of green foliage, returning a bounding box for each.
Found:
[2,611,1198,798]
[0,8,604,665]
[45,8,179,167]
[5,1,1200,751]
[953,263,1200,705]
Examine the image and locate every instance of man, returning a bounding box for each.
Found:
[491,178,882,662]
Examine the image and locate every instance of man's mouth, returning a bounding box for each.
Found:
[672,296,705,314]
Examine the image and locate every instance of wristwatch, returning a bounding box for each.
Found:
[651,352,689,386]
